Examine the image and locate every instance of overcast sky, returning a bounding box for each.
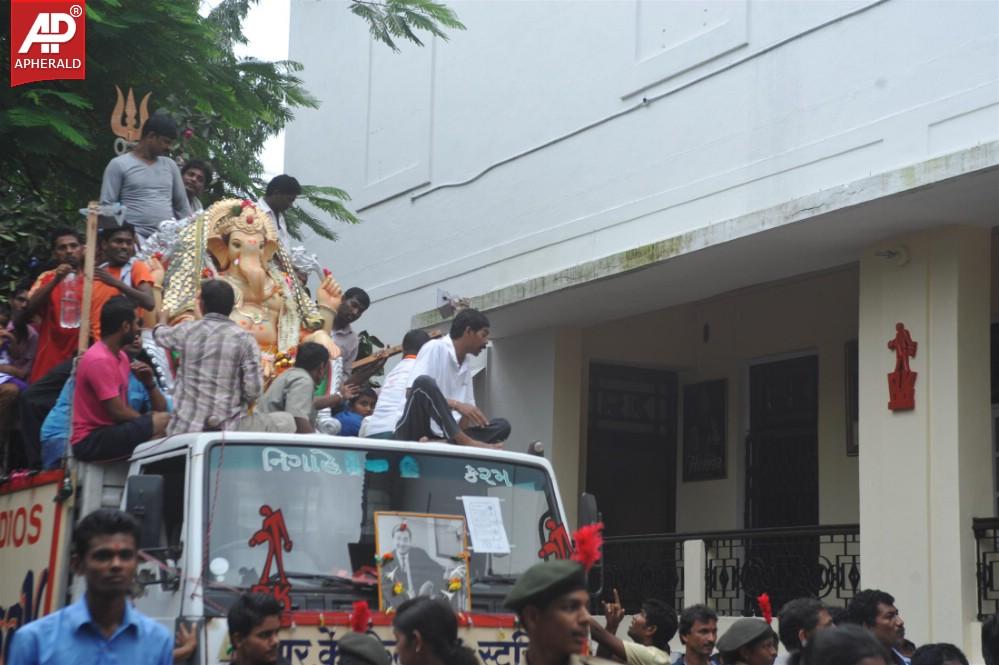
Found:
[203,0,291,178]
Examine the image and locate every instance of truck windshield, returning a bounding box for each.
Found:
[205,443,565,609]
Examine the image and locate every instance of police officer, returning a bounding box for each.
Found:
[504,559,618,665]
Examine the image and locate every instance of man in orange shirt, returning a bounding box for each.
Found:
[21,228,86,383]
[89,224,155,341]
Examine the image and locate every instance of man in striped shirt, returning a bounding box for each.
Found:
[153,279,292,435]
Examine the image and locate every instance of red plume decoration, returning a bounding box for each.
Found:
[756,593,772,624]
[570,522,605,572]
[351,601,371,633]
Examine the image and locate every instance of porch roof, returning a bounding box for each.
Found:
[412,141,999,338]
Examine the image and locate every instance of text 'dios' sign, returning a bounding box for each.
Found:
[10,0,86,87]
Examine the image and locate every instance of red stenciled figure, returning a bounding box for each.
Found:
[249,505,293,586]
[887,322,918,411]
[537,518,573,560]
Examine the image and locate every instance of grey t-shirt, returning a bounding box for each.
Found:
[100,153,192,239]
[258,367,316,425]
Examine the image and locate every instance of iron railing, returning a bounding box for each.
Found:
[973,517,999,619]
[704,523,860,615]
[602,534,684,612]
[601,524,860,617]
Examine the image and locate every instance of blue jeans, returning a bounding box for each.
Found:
[41,437,67,470]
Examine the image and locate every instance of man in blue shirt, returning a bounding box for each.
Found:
[674,605,720,665]
[7,508,173,665]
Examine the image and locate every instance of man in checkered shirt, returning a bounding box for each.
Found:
[153,279,293,435]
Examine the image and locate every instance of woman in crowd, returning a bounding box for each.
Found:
[392,597,479,665]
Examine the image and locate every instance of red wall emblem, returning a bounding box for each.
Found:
[887,323,917,411]
[10,0,86,87]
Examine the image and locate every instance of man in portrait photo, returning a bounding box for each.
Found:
[378,520,466,611]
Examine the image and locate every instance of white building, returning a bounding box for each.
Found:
[286,0,999,654]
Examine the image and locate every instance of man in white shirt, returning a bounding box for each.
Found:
[393,309,509,448]
[257,174,300,252]
[365,329,431,438]
[181,159,212,213]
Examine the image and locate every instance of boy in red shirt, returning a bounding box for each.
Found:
[21,228,85,383]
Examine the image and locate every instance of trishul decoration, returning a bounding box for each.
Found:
[110,85,151,154]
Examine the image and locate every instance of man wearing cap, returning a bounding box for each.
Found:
[338,632,392,665]
[504,559,618,665]
[715,618,777,665]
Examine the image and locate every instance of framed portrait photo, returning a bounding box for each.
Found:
[374,511,471,612]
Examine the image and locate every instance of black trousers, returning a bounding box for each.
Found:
[18,359,74,468]
[393,375,511,444]
[73,413,153,463]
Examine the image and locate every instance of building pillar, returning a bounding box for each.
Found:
[486,327,583,527]
[683,539,707,606]
[858,225,991,650]
[552,327,583,528]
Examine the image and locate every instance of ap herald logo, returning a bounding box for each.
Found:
[10,0,86,87]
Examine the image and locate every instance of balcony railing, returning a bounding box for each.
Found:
[973,517,999,619]
[601,524,859,616]
[703,524,860,615]
[602,534,684,612]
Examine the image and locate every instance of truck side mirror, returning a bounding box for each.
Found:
[578,492,604,598]
[578,492,600,528]
[125,475,164,551]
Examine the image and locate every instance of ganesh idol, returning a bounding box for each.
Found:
[157,198,342,373]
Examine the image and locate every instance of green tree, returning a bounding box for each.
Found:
[0,0,463,296]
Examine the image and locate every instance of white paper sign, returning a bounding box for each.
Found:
[461,496,511,554]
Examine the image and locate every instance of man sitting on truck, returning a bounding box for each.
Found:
[227,592,284,665]
[154,279,293,434]
[71,297,170,462]
[40,324,171,469]
[7,508,174,665]
[365,329,430,439]
[257,341,329,434]
[392,308,509,448]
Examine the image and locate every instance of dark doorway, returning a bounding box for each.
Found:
[587,363,678,610]
[744,354,819,610]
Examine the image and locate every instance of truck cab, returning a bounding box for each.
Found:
[104,433,571,664]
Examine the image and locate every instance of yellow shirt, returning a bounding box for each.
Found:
[623,642,670,665]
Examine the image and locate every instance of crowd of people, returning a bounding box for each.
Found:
[581,588,989,665]
[0,113,511,473]
[9,504,999,665]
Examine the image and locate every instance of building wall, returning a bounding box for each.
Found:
[286,0,999,343]
[579,266,861,531]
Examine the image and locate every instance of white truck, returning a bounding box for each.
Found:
[0,433,587,665]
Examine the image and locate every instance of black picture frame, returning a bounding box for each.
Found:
[845,340,859,456]
[682,380,727,481]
